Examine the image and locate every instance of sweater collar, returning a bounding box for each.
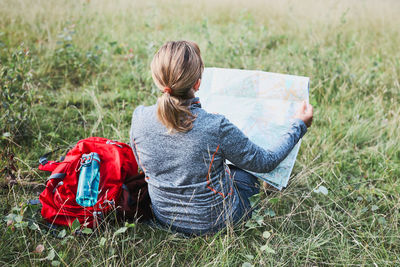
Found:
[190,97,201,109]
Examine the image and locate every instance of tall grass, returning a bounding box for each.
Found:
[1,0,399,265]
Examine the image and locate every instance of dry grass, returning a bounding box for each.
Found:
[1,0,399,265]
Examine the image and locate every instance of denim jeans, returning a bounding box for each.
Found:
[229,165,260,222]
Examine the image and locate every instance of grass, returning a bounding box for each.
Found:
[1,0,399,265]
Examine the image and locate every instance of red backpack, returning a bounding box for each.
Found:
[38,137,151,228]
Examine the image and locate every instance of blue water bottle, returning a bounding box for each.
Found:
[76,152,101,207]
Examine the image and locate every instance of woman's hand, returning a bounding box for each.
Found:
[294,101,313,128]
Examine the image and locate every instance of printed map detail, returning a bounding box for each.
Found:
[198,68,310,190]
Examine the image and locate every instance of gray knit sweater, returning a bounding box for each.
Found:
[130,97,307,232]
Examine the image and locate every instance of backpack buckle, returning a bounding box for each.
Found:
[106,140,123,148]
[39,156,48,165]
[75,152,100,172]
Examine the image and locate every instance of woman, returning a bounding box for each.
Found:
[130,40,313,235]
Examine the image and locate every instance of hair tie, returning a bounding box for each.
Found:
[164,87,172,94]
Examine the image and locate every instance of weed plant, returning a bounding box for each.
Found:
[0,0,399,265]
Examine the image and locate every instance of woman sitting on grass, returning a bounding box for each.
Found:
[130,40,313,236]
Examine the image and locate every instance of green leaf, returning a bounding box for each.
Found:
[268,198,279,204]
[14,215,23,223]
[51,260,60,266]
[61,235,74,245]
[15,221,28,228]
[125,222,136,228]
[58,229,66,238]
[378,217,386,225]
[361,207,368,213]
[4,213,16,222]
[82,228,93,234]
[46,249,55,261]
[249,193,260,208]
[260,244,276,254]
[262,231,271,239]
[245,254,254,260]
[264,209,276,217]
[313,185,328,195]
[2,132,11,138]
[245,221,257,228]
[100,237,107,247]
[28,222,39,231]
[371,205,379,211]
[253,214,264,226]
[242,262,253,267]
[113,227,127,237]
[109,247,115,256]
[71,219,80,231]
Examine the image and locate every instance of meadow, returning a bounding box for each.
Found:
[1,0,399,265]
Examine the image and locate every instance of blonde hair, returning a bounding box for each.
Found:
[151,41,204,133]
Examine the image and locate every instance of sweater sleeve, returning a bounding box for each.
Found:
[219,117,307,173]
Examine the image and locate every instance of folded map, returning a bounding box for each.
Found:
[198,67,310,190]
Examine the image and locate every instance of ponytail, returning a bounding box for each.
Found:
[157,93,196,133]
[151,41,204,133]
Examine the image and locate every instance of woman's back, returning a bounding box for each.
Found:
[130,98,239,232]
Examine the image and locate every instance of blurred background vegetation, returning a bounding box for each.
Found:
[0,0,399,265]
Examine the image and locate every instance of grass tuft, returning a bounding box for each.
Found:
[1,0,399,265]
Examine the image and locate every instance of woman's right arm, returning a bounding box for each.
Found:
[219,102,313,173]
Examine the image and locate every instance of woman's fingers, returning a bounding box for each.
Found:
[294,101,314,128]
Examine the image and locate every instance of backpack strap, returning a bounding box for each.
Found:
[39,150,70,186]
[47,172,66,181]
[38,147,71,173]
[39,148,61,165]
